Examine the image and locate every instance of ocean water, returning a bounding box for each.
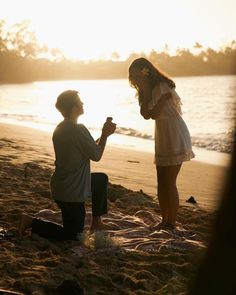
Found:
[0,76,235,161]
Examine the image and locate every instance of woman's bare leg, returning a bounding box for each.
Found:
[154,166,169,227]
[162,164,182,227]
[90,216,105,231]
[153,164,182,229]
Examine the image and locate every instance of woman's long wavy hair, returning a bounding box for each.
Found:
[129,57,175,104]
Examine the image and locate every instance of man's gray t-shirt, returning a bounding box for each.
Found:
[50,120,102,202]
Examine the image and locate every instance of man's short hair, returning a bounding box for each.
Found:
[55,90,79,118]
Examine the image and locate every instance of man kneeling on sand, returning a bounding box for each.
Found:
[19,90,116,240]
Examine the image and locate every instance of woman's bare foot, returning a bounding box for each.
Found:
[162,222,175,230]
[90,216,109,232]
[151,222,166,231]
[18,213,33,235]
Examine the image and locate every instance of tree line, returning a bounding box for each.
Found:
[0,20,236,83]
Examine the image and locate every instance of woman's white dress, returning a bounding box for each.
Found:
[148,82,195,166]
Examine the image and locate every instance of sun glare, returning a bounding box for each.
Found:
[1,0,236,60]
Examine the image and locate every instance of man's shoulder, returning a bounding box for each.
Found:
[54,121,84,131]
[53,121,90,138]
[53,121,76,137]
[76,123,86,130]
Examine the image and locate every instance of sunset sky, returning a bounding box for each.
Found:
[1,0,236,60]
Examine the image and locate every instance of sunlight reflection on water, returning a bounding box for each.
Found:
[0,75,235,158]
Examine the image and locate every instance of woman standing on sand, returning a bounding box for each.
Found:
[129,57,195,230]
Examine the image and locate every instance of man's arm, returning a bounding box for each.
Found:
[95,121,116,161]
[76,123,115,162]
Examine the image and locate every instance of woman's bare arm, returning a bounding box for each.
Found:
[140,103,151,119]
[149,93,171,119]
[140,92,171,120]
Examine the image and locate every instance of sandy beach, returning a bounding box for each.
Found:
[0,123,230,294]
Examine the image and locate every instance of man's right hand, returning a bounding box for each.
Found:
[102,120,116,137]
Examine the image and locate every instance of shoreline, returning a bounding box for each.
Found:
[0,122,230,211]
[0,119,231,167]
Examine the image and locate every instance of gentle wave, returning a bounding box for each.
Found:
[116,127,153,140]
[0,114,234,154]
[116,127,235,154]
[191,133,235,154]
[0,113,38,122]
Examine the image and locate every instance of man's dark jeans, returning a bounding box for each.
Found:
[31,172,108,240]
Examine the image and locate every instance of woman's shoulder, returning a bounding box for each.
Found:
[152,82,171,93]
[160,81,173,93]
[152,83,161,96]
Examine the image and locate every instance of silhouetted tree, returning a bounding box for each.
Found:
[7,21,43,58]
[0,19,7,52]
[110,51,120,61]
[0,19,236,83]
